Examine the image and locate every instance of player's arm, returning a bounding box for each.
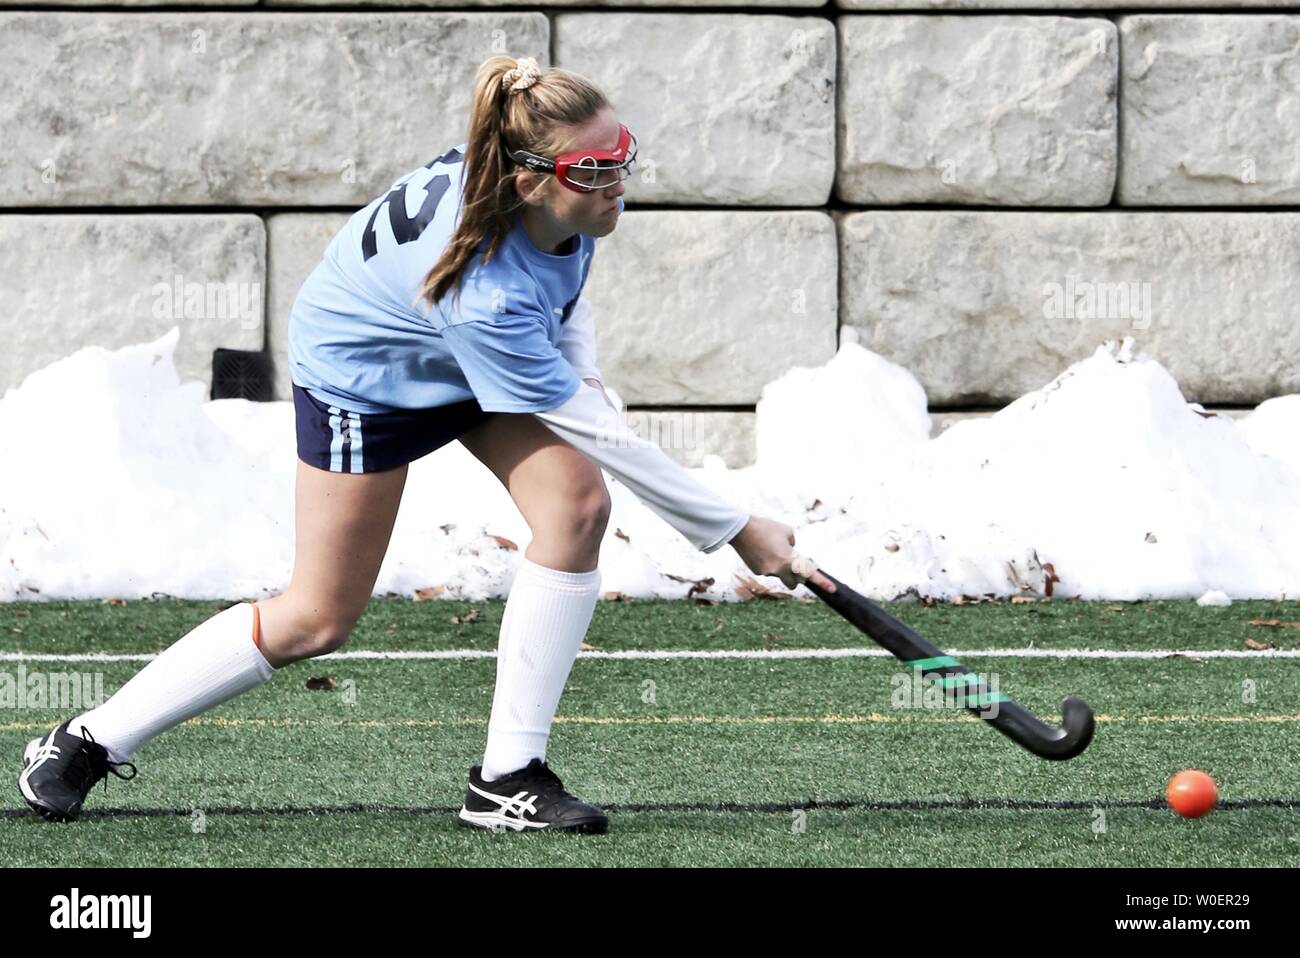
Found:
[532,380,749,554]
[556,294,602,386]
[437,304,748,554]
[555,294,619,412]
[541,296,746,552]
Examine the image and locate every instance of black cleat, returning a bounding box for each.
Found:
[17,721,137,822]
[458,758,608,834]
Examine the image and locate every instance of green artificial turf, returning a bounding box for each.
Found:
[2,597,1297,866]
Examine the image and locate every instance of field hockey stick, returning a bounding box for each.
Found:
[791,558,1095,761]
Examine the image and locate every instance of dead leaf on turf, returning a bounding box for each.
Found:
[686,578,714,600]
[1248,619,1300,628]
[762,632,780,651]
[734,575,791,601]
[451,608,481,624]
[305,676,337,691]
[664,572,716,600]
[1043,563,1061,598]
[1244,637,1276,650]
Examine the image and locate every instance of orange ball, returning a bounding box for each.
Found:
[1167,769,1217,818]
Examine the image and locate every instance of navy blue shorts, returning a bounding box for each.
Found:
[292,383,496,474]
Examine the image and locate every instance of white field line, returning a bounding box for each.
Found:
[1,647,1298,664]
[4,713,1300,735]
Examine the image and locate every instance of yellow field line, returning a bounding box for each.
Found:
[3,712,1300,733]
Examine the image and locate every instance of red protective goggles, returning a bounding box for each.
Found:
[506,124,638,193]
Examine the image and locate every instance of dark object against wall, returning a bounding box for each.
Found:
[211,348,273,401]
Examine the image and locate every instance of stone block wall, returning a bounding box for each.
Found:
[3,6,1296,468]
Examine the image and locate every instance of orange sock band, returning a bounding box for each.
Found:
[250,602,262,649]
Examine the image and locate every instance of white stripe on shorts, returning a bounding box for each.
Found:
[348,411,364,473]
[328,405,344,473]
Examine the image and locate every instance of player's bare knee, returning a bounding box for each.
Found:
[570,484,611,545]
[303,622,354,657]
[532,480,609,541]
[276,606,358,659]
[304,606,364,655]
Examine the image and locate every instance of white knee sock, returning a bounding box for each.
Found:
[480,557,601,782]
[68,601,275,763]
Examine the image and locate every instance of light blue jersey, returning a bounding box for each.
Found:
[288,144,623,414]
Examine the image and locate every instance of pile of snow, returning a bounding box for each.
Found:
[2,329,1298,602]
